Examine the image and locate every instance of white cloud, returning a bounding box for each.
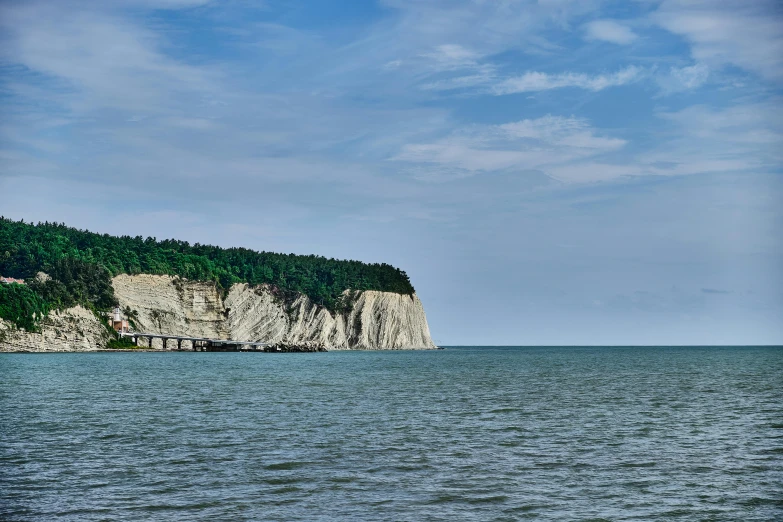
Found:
[546,101,783,182]
[0,2,216,114]
[393,115,626,181]
[633,102,783,180]
[421,63,645,95]
[653,0,783,82]
[656,62,710,94]
[417,43,496,91]
[393,100,783,184]
[422,44,481,70]
[379,0,603,57]
[584,20,638,45]
[420,73,495,92]
[492,66,643,95]
[671,63,709,89]
[656,102,783,150]
[498,117,627,151]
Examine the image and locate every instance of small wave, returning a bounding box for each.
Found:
[424,494,461,504]
[127,501,222,511]
[328,476,358,483]
[534,461,567,468]
[739,496,782,507]
[504,504,550,513]
[619,462,656,468]
[263,476,303,485]
[467,495,509,504]
[270,486,301,494]
[265,461,310,471]
[394,464,432,472]
[496,426,526,432]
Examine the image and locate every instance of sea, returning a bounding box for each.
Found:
[1,346,781,521]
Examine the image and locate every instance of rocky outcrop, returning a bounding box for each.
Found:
[0,274,437,352]
[265,341,328,352]
[112,274,228,340]
[0,305,111,352]
[113,274,436,350]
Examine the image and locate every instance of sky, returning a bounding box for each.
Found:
[1,0,781,345]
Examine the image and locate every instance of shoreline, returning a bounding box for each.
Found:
[1,347,443,353]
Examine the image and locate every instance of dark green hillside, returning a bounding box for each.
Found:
[0,217,414,330]
[0,283,49,332]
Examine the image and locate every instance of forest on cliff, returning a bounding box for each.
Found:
[0,218,414,330]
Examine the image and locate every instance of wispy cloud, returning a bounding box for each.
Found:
[653,0,783,82]
[421,44,482,71]
[584,20,638,45]
[657,63,710,94]
[418,43,497,92]
[393,98,783,185]
[656,102,783,150]
[378,0,603,57]
[0,2,216,114]
[539,100,783,182]
[393,115,626,182]
[492,66,643,95]
[422,66,645,95]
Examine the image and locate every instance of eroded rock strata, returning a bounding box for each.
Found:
[0,274,436,352]
[0,305,111,352]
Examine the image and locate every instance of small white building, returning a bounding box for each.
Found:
[110,307,130,333]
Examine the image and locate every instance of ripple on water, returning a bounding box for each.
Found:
[264,461,313,471]
[1,346,781,521]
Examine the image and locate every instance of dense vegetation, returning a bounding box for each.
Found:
[0,283,49,332]
[0,217,414,330]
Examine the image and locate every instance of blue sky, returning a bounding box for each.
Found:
[1,0,781,345]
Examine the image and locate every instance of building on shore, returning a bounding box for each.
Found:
[1,276,25,284]
[109,307,130,333]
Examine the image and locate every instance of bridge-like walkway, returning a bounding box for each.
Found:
[119,332,269,351]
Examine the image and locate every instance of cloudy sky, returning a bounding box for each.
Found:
[1,0,781,345]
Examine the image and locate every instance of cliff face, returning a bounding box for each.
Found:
[0,275,436,352]
[0,305,111,352]
[113,274,436,350]
[111,274,228,341]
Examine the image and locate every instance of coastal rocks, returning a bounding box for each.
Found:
[0,305,111,352]
[113,275,437,350]
[265,341,327,352]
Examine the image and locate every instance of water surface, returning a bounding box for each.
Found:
[1,346,781,520]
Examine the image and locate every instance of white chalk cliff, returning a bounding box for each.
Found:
[113,274,436,350]
[0,305,111,352]
[0,274,436,351]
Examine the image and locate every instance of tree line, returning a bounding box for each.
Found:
[0,217,415,330]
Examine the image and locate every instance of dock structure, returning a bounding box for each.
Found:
[119,332,269,352]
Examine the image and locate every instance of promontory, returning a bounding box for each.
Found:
[0,218,436,352]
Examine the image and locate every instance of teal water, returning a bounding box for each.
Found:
[1,346,781,521]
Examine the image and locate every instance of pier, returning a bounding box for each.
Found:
[119,332,269,351]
